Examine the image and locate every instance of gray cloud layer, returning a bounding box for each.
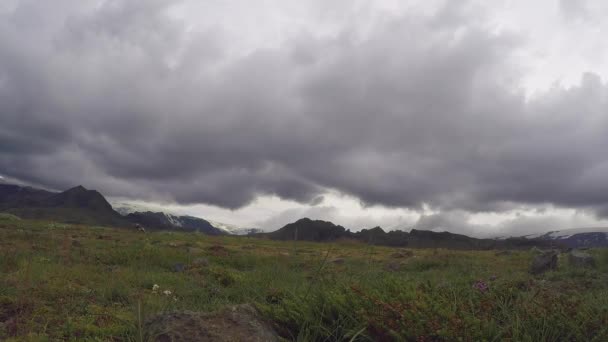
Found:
[1,0,608,218]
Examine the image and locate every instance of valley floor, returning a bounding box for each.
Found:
[1,215,608,341]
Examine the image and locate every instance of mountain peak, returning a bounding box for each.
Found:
[47,185,114,212]
[66,185,88,192]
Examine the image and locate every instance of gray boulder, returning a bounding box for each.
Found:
[144,304,279,342]
[568,250,596,268]
[530,251,558,275]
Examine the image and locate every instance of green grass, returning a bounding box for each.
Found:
[1,218,607,341]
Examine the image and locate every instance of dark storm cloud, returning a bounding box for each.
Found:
[2,0,608,215]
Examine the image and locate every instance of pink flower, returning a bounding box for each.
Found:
[473,280,489,293]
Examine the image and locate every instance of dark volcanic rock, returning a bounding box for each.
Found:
[144,304,279,342]
[568,250,596,268]
[530,251,558,275]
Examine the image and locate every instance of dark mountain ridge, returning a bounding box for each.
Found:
[0,183,127,226]
[0,183,55,209]
[0,183,598,248]
[260,218,557,250]
[0,183,225,234]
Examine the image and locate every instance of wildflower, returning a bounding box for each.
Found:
[472,280,489,293]
[152,284,160,293]
[173,296,178,302]
[163,290,172,296]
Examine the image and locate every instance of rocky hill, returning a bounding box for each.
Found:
[262,218,348,241]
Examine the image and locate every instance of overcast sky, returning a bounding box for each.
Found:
[1,0,608,236]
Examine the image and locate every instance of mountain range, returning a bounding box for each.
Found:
[1,182,607,249]
[527,228,608,248]
[0,183,223,234]
[256,218,556,250]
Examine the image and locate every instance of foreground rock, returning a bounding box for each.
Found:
[530,251,558,275]
[144,304,279,342]
[569,250,596,268]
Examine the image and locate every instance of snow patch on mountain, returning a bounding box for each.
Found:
[166,213,183,227]
[530,227,608,240]
[207,220,239,234]
[110,199,247,234]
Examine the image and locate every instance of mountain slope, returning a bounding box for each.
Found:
[0,184,55,210]
[263,218,349,241]
[531,227,608,248]
[125,211,225,235]
[1,184,128,226]
[111,201,248,234]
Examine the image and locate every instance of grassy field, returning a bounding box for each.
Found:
[1,214,608,341]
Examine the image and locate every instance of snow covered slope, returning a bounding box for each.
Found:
[527,227,608,248]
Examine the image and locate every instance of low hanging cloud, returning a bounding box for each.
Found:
[1,0,608,219]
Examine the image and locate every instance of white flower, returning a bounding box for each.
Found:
[163,290,172,296]
[152,284,160,293]
[173,296,178,302]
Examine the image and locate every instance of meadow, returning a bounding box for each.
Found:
[1,213,608,341]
